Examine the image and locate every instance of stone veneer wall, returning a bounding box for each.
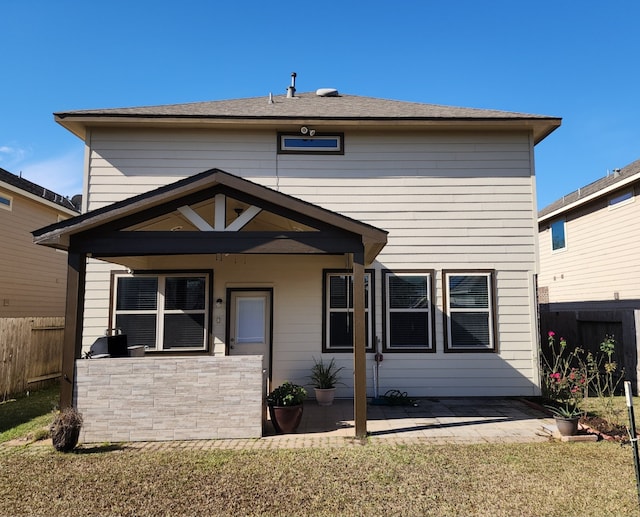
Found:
[74,356,263,442]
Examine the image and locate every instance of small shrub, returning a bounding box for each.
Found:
[50,407,83,452]
[267,382,307,407]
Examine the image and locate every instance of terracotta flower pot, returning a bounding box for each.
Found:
[555,416,580,436]
[270,404,304,434]
[314,387,336,406]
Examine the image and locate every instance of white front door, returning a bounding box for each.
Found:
[228,290,272,386]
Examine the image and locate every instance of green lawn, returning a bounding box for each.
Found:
[0,385,59,443]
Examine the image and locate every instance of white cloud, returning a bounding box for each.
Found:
[0,144,28,166]
[18,149,84,198]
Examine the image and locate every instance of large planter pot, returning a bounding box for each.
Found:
[269,404,304,434]
[314,387,336,406]
[555,416,580,436]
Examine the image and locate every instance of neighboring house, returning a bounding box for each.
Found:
[33,80,560,441]
[0,167,79,317]
[538,158,640,390]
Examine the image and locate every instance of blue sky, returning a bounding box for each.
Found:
[1,1,638,210]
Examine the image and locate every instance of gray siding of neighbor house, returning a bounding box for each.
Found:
[75,356,263,442]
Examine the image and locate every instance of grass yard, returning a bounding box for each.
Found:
[0,385,59,443]
[2,387,640,516]
[0,442,638,516]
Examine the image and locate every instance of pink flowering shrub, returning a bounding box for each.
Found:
[541,331,590,417]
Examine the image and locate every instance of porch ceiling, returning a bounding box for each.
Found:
[33,168,388,264]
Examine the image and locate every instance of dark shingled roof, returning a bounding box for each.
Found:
[55,92,556,121]
[54,92,561,145]
[0,167,79,212]
[539,158,640,219]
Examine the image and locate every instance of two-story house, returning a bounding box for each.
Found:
[33,80,561,441]
[538,158,640,391]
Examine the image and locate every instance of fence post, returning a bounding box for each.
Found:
[624,380,640,507]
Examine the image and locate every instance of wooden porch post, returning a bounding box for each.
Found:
[60,251,86,409]
[351,249,367,438]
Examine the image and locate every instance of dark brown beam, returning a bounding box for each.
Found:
[60,252,86,409]
[351,249,367,439]
[70,231,363,256]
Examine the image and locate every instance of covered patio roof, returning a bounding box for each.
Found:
[33,168,388,438]
[33,168,387,264]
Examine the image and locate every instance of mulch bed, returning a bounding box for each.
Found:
[580,415,629,441]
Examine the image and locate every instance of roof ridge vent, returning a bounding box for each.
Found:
[316,88,339,97]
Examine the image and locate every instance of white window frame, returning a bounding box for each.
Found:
[112,271,210,352]
[444,270,496,352]
[0,191,12,211]
[383,270,434,352]
[323,270,373,352]
[278,133,344,154]
[550,218,567,252]
[608,188,634,209]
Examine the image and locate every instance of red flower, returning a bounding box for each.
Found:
[548,331,555,337]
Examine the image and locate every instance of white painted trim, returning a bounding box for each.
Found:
[177,205,214,231]
[225,205,261,231]
[0,181,77,216]
[214,193,226,231]
[539,171,640,223]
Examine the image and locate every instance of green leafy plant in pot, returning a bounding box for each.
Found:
[267,381,307,434]
[309,357,344,406]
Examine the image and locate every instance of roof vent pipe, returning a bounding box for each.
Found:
[287,72,297,98]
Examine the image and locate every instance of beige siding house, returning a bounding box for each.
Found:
[34,84,560,441]
[0,168,78,317]
[538,158,640,390]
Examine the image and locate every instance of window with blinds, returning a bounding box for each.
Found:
[444,271,496,352]
[383,271,434,352]
[113,272,209,352]
[323,270,373,352]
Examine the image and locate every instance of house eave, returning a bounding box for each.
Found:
[55,114,560,144]
[538,169,640,224]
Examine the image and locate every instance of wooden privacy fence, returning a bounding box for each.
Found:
[0,317,64,398]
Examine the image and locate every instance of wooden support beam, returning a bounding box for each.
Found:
[60,251,86,409]
[73,231,363,256]
[351,249,367,439]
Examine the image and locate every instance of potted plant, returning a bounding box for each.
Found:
[544,402,583,436]
[309,357,344,406]
[541,332,590,436]
[267,381,307,434]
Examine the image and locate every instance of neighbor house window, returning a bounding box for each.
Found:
[550,219,566,251]
[0,192,12,211]
[278,133,344,154]
[383,271,434,352]
[444,270,496,352]
[323,270,373,352]
[112,271,210,351]
[609,188,634,208]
